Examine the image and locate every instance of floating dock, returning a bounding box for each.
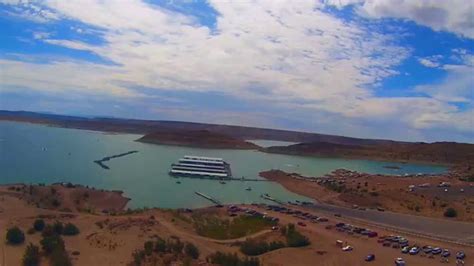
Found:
[195,191,222,206]
[94,150,139,170]
[260,193,284,204]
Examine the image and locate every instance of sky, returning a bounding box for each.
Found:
[0,0,473,143]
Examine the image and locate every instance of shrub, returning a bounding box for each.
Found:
[40,235,65,254]
[168,238,184,254]
[63,223,79,236]
[369,191,379,197]
[52,221,63,235]
[240,239,268,256]
[285,224,310,247]
[144,241,154,256]
[6,226,25,245]
[207,252,260,266]
[51,199,61,207]
[132,249,145,266]
[240,239,285,256]
[41,225,56,238]
[50,245,71,266]
[184,242,200,259]
[444,208,457,218]
[22,243,40,266]
[33,219,45,232]
[155,238,167,253]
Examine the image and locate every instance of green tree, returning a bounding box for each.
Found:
[144,241,154,256]
[444,207,458,218]
[22,243,40,266]
[40,235,65,254]
[33,219,45,232]
[52,221,63,235]
[62,223,79,236]
[50,245,71,266]
[6,226,25,245]
[184,242,200,259]
[155,238,167,253]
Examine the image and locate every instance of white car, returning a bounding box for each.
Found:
[395,258,406,266]
[342,245,353,251]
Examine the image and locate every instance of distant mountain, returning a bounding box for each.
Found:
[0,110,400,145]
[2,110,473,166]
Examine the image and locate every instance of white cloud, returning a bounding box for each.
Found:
[1,0,473,140]
[1,0,61,23]
[0,59,140,98]
[418,57,440,68]
[416,53,474,103]
[325,0,474,39]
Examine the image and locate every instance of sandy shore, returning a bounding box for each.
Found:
[1,182,472,266]
[260,169,474,222]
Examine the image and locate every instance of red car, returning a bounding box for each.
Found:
[297,221,306,227]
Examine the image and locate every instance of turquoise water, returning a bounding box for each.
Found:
[0,121,446,209]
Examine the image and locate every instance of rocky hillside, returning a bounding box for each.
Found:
[136,130,260,149]
[265,141,474,165]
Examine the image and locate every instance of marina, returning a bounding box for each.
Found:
[170,155,232,178]
[0,121,447,209]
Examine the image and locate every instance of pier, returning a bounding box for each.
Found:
[195,191,222,206]
[260,193,284,205]
[94,150,139,170]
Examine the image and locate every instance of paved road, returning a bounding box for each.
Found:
[306,202,474,245]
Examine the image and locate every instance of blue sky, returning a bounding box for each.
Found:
[0,0,473,143]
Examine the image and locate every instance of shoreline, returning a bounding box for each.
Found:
[0,119,456,168]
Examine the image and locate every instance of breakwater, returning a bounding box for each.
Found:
[195,191,222,206]
[94,150,139,170]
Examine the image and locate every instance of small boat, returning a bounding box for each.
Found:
[220,181,226,184]
[245,187,252,191]
[176,181,181,184]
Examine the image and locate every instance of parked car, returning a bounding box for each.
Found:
[456,251,466,260]
[395,258,406,266]
[334,213,342,217]
[367,231,378,238]
[271,226,279,231]
[422,246,432,254]
[431,247,442,255]
[409,247,420,255]
[365,254,375,262]
[342,245,353,251]
[401,246,410,254]
[297,221,306,227]
[441,249,451,258]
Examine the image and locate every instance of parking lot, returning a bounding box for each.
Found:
[237,202,472,265]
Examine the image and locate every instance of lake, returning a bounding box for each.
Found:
[0,121,447,209]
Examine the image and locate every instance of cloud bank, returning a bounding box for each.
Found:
[0,0,473,142]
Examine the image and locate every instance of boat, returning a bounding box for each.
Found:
[245,187,252,191]
[176,181,181,184]
[220,181,226,184]
[169,155,232,179]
